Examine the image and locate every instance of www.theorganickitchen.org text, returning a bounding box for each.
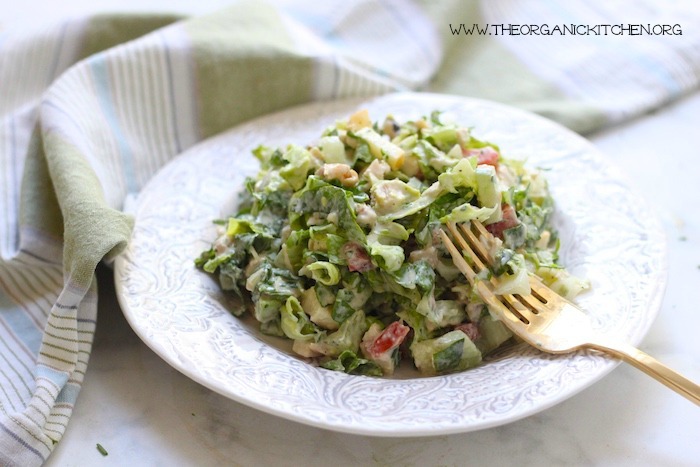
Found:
[449,23,682,36]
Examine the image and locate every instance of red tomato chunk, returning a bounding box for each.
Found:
[366,321,410,358]
[465,146,499,167]
[486,203,519,239]
[342,242,374,272]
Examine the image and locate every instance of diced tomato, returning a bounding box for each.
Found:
[486,203,519,239]
[455,322,480,342]
[465,146,499,167]
[342,241,374,272]
[367,321,410,358]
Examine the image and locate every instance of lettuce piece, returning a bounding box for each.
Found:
[491,252,531,296]
[364,270,421,304]
[379,181,445,222]
[284,229,310,272]
[411,330,482,375]
[320,350,383,376]
[368,243,404,273]
[280,145,316,190]
[225,217,276,239]
[251,262,303,300]
[476,315,513,354]
[536,266,590,300]
[289,177,365,243]
[463,133,501,152]
[474,165,503,225]
[503,223,527,249]
[438,158,477,193]
[390,260,435,293]
[245,175,292,218]
[330,274,372,325]
[516,200,554,247]
[311,310,368,357]
[325,233,347,265]
[194,248,215,269]
[301,287,338,330]
[425,127,460,153]
[300,261,340,286]
[254,296,282,324]
[260,317,283,337]
[413,140,461,177]
[423,190,469,224]
[199,227,268,277]
[419,299,466,330]
[308,223,337,252]
[440,204,497,224]
[351,141,374,166]
[314,283,336,307]
[201,252,234,274]
[371,179,420,216]
[435,256,462,282]
[353,127,405,170]
[332,297,355,324]
[319,135,347,164]
[218,263,246,311]
[363,219,409,273]
[250,170,292,201]
[343,273,373,309]
[368,220,410,244]
[397,309,432,342]
[525,248,560,270]
[252,145,285,168]
[281,296,322,341]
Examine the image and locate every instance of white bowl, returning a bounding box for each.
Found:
[114,93,667,436]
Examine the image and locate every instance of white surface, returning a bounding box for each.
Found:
[3,3,698,466]
[114,93,667,437]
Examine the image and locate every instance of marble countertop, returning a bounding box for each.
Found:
[3,5,699,466]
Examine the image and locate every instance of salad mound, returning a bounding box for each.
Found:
[195,109,588,377]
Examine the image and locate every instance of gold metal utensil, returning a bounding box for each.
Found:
[440,220,700,405]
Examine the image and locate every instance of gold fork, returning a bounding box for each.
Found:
[440,220,700,406]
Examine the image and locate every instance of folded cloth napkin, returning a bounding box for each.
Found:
[0,0,698,464]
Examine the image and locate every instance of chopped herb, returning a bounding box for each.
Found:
[96,443,108,456]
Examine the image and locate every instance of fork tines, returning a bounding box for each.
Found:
[439,221,545,329]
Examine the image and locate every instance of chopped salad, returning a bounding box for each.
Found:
[195,109,588,377]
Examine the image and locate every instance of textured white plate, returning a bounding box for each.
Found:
[114,93,667,436]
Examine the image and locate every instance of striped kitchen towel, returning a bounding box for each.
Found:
[0,0,698,464]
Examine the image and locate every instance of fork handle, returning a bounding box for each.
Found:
[589,341,700,406]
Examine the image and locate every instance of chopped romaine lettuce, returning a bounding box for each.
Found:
[411,330,482,376]
[281,296,323,341]
[196,109,585,378]
[310,310,368,358]
[320,350,383,376]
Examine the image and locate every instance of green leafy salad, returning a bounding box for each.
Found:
[195,109,588,377]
